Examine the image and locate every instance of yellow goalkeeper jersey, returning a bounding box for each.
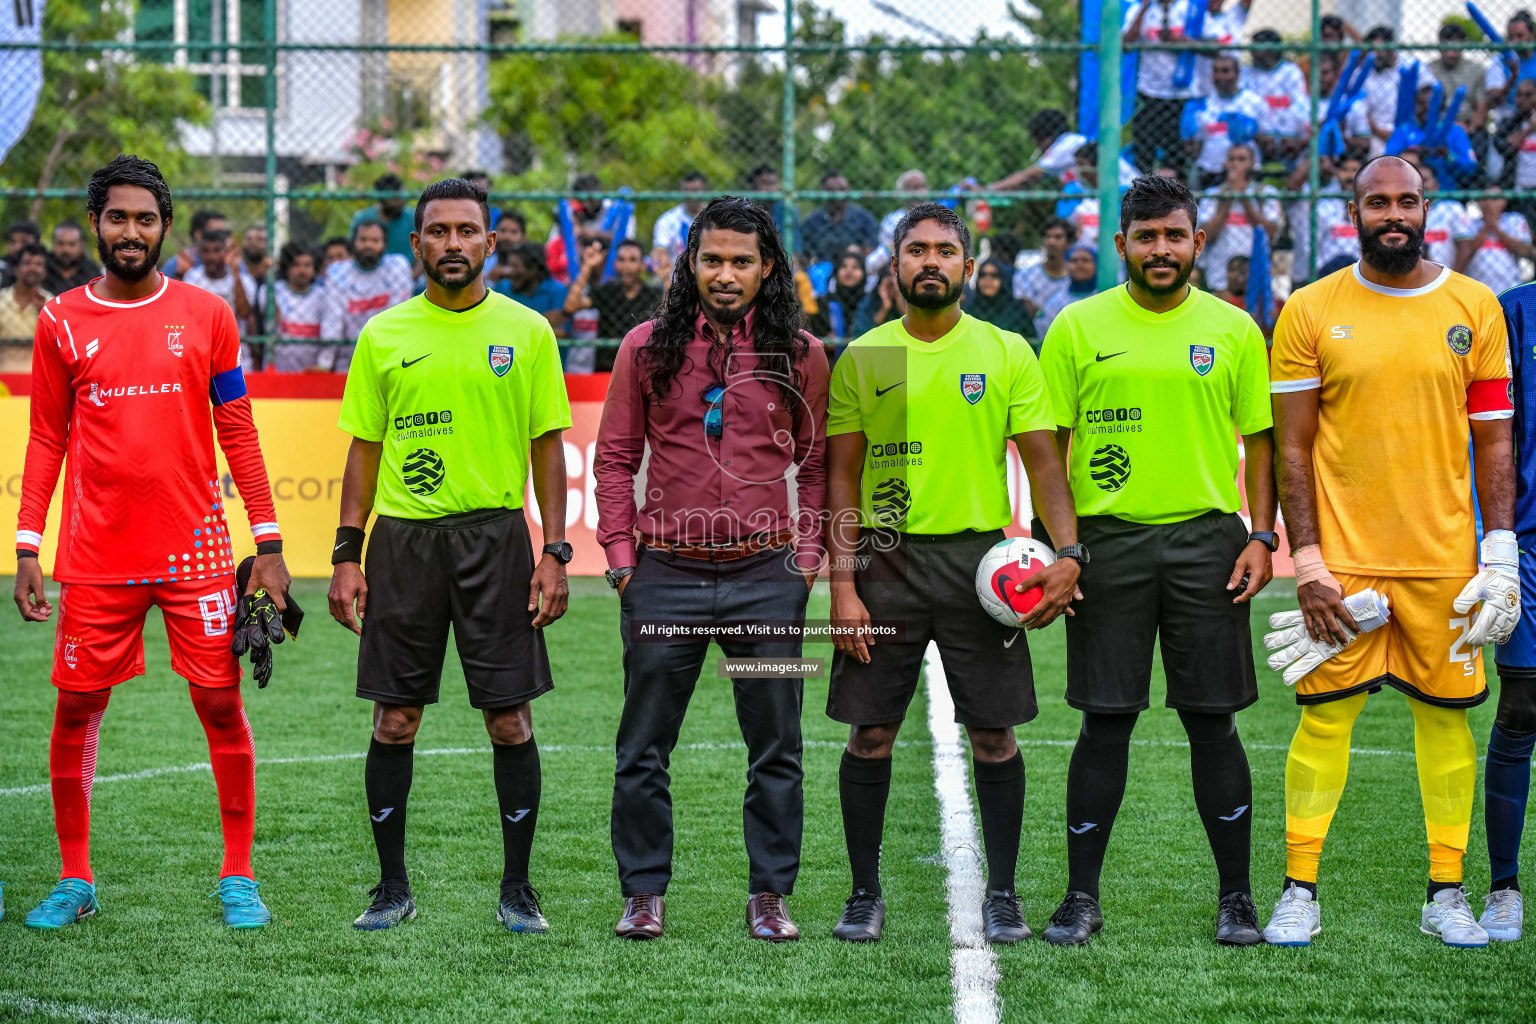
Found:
[1269,263,1512,578]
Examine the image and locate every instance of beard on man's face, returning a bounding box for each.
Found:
[424,251,484,290]
[700,280,756,326]
[1126,252,1193,296]
[96,232,165,283]
[1355,211,1424,276]
[899,268,963,310]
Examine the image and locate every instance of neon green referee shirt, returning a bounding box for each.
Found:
[337,292,572,519]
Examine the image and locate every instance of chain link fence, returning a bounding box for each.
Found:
[2,0,1535,369]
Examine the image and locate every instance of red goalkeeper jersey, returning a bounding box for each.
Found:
[16,275,282,584]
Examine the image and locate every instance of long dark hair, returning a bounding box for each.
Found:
[641,196,806,407]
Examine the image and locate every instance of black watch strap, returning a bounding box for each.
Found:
[1056,543,1089,566]
[543,541,574,564]
[1249,531,1280,552]
[605,566,635,589]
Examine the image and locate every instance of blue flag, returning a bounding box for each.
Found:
[0,0,45,164]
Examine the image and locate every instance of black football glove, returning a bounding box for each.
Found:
[232,556,303,688]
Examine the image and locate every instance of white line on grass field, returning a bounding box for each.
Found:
[0,992,202,1024]
[924,642,1002,1024]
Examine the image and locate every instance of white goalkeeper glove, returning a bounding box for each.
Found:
[1265,588,1391,686]
[1453,530,1521,647]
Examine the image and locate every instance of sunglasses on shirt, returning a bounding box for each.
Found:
[704,383,726,438]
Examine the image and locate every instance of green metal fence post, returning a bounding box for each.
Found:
[781,0,796,256]
[1096,0,1122,293]
[263,0,279,368]
[1307,0,1321,283]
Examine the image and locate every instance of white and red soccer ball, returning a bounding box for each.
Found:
[975,537,1056,627]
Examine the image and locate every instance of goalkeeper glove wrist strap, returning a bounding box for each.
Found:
[256,540,283,556]
[16,549,37,560]
[332,526,366,565]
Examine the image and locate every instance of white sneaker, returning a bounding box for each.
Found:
[1478,889,1524,942]
[1263,883,1321,946]
[1421,887,1489,948]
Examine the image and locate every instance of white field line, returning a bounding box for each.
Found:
[924,641,1002,1024]
[0,992,203,1024]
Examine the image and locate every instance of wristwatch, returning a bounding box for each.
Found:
[543,541,574,564]
[1055,543,1090,566]
[605,566,635,589]
[1249,531,1280,552]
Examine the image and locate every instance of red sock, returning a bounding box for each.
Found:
[189,684,256,879]
[51,689,111,883]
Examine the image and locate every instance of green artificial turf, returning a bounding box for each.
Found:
[0,580,1532,1024]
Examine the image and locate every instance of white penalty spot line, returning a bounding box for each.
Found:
[924,641,1002,1024]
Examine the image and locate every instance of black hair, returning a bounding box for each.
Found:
[460,169,490,180]
[747,163,778,185]
[1514,10,1535,30]
[893,202,972,260]
[200,228,231,246]
[1320,14,1344,30]
[52,219,84,238]
[414,176,492,232]
[323,235,351,253]
[1027,108,1070,142]
[1226,254,1250,267]
[277,241,317,282]
[6,220,40,241]
[988,230,1022,266]
[1365,24,1394,42]
[86,155,174,225]
[615,238,645,256]
[1042,217,1079,242]
[14,242,48,264]
[506,241,549,280]
[572,173,601,194]
[1439,22,1468,41]
[351,219,386,244]
[643,195,805,408]
[820,168,847,185]
[1212,53,1241,72]
[1119,174,1198,230]
[681,170,708,186]
[1252,28,1282,43]
[189,209,224,237]
[496,209,527,231]
[374,173,403,192]
[1352,153,1423,200]
[1074,142,1096,163]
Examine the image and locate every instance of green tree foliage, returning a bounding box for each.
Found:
[0,0,208,228]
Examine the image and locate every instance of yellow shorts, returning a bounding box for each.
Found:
[1295,572,1489,708]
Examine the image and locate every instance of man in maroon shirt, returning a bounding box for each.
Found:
[594,197,829,942]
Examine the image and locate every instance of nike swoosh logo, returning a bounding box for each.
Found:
[874,381,904,397]
[334,543,346,551]
[1218,805,1249,821]
[370,807,394,822]
[505,809,530,823]
[1069,822,1097,834]
[1095,351,1127,362]
[401,354,430,368]
[1003,632,1019,648]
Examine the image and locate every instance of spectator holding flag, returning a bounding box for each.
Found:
[1124,0,1198,179]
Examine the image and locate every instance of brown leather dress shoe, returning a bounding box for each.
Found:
[615,894,665,940]
[747,893,800,942]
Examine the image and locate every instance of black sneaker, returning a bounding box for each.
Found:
[353,879,415,931]
[1042,891,1103,946]
[832,888,886,942]
[981,889,1031,944]
[498,882,549,934]
[1215,891,1262,946]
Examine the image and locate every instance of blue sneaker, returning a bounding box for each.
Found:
[212,876,271,929]
[25,878,98,930]
[497,883,548,934]
[354,879,415,931]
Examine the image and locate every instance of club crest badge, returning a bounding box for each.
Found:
[1189,345,1215,376]
[489,345,513,377]
[166,324,184,358]
[1447,324,1473,356]
[960,373,986,405]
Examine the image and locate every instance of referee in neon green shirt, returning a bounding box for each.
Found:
[825,203,1083,944]
[326,178,573,935]
[1036,173,1278,948]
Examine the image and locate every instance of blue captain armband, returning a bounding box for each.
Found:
[209,366,248,406]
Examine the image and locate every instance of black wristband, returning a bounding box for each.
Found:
[331,526,366,565]
[256,540,284,556]
[16,549,38,560]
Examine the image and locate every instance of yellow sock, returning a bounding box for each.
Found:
[1408,698,1477,884]
[1284,693,1368,883]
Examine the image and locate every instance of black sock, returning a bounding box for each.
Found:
[1428,880,1464,901]
[1283,875,1318,898]
[840,750,892,897]
[1065,711,1137,900]
[1181,711,1252,897]
[1492,876,1522,893]
[494,737,541,889]
[365,738,414,882]
[973,751,1026,893]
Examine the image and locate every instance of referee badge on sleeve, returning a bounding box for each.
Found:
[489,345,514,377]
[1189,345,1214,377]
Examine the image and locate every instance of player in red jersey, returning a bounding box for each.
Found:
[12,155,291,930]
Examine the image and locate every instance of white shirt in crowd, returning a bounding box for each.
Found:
[1198,182,1284,291]
[266,280,341,373]
[1488,58,1518,123]
[1192,3,1248,98]
[1065,195,1103,249]
[1243,61,1311,139]
[1423,199,1471,270]
[1013,260,1072,339]
[1508,114,1536,189]
[650,203,694,262]
[1126,0,1194,100]
[1037,133,1142,187]
[182,263,260,369]
[1363,61,1428,155]
[1192,89,1271,173]
[1462,208,1533,295]
[321,254,414,372]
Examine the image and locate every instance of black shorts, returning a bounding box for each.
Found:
[357,508,554,710]
[827,528,1037,729]
[1064,511,1256,714]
